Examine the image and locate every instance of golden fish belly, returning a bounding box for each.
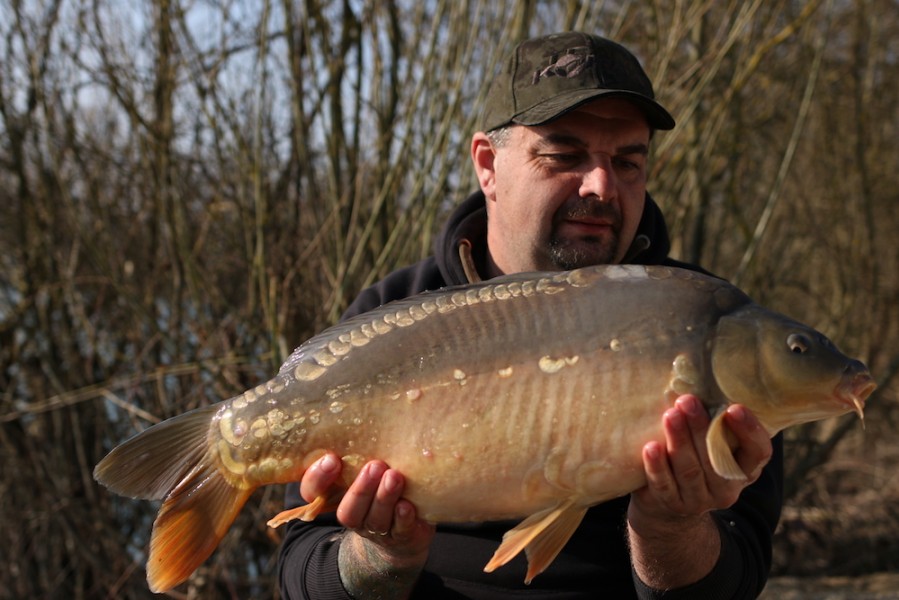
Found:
[397,367,672,522]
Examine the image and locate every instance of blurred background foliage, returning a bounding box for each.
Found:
[1,0,897,597]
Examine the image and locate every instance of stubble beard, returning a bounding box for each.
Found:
[548,201,622,270]
[548,234,618,270]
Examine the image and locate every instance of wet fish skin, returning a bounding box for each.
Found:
[92,265,876,592]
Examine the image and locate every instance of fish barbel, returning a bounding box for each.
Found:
[93,265,876,592]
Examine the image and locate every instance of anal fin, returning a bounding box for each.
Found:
[147,463,254,593]
[484,500,587,584]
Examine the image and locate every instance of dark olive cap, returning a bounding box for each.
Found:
[481,32,675,132]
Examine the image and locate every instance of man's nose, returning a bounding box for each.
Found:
[579,160,617,201]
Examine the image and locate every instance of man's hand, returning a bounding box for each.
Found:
[627,395,773,590]
[300,453,435,599]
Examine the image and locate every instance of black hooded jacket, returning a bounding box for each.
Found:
[341,190,700,316]
[278,191,783,600]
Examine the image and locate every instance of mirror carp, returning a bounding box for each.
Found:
[94,265,876,592]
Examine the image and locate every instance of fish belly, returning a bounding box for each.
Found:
[284,346,680,524]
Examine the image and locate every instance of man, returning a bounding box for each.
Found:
[278,32,781,599]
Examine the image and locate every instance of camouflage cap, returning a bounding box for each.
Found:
[481,32,675,132]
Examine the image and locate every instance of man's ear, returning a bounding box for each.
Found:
[470,132,497,199]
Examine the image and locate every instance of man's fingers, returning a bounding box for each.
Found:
[363,469,405,536]
[300,452,342,503]
[641,440,676,498]
[663,400,710,508]
[635,396,775,524]
[391,499,419,542]
[337,461,388,529]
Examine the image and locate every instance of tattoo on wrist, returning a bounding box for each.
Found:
[337,532,423,600]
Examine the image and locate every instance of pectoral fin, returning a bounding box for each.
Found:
[484,500,587,584]
[706,410,747,481]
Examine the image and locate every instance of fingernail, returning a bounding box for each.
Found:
[677,396,702,417]
[366,461,386,480]
[666,408,685,430]
[727,404,747,422]
[383,470,401,493]
[728,405,759,431]
[319,454,339,473]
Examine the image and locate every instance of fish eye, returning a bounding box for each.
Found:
[787,333,811,354]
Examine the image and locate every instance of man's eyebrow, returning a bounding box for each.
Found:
[535,133,649,156]
[617,143,650,156]
[536,132,588,149]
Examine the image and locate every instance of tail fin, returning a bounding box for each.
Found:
[93,407,217,499]
[94,406,255,593]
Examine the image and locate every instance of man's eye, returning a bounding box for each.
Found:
[543,153,579,164]
[614,158,640,171]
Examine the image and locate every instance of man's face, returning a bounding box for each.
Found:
[475,98,651,276]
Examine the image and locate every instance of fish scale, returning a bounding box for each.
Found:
[93,264,876,592]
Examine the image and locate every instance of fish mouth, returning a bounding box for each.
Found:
[838,370,877,425]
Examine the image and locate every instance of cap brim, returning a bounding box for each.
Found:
[511,88,675,131]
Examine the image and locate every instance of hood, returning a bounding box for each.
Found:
[434,190,676,286]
